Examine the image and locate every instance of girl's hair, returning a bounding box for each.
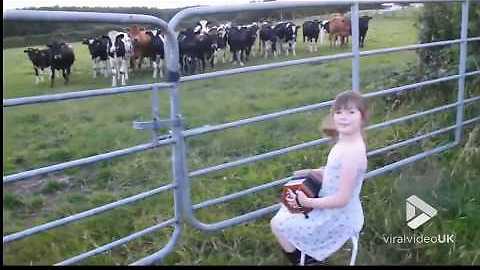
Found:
[321,90,369,141]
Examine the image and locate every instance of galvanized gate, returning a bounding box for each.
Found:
[3,0,479,265]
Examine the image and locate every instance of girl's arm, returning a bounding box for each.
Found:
[297,155,360,209]
[293,167,324,183]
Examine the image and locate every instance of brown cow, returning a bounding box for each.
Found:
[328,15,351,47]
[127,25,153,70]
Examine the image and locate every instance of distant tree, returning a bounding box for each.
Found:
[416,2,480,76]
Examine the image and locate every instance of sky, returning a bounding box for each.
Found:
[2,0,262,11]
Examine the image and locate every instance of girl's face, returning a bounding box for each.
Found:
[333,102,363,136]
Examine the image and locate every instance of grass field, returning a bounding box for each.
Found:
[3,7,480,265]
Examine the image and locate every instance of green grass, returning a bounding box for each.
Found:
[3,7,480,265]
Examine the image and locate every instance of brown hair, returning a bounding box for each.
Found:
[321,90,369,141]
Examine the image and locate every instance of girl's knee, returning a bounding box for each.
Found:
[270,215,283,233]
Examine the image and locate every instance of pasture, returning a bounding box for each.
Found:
[3,7,480,265]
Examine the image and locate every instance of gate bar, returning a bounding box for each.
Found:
[351,2,360,92]
[455,0,469,143]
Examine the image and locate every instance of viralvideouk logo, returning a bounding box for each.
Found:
[406,195,437,229]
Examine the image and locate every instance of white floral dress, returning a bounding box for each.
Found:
[273,157,366,261]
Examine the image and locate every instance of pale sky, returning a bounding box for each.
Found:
[3,0,260,11]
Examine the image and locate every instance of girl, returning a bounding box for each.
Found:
[270,90,369,265]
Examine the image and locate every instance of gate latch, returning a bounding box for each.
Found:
[132,115,183,130]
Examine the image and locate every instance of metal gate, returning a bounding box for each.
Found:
[3,0,479,265]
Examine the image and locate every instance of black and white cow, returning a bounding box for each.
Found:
[302,20,321,53]
[178,28,206,74]
[320,20,330,46]
[24,47,51,84]
[212,24,229,64]
[273,22,300,56]
[259,22,277,58]
[145,30,165,79]
[227,24,258,66]
[47,41,75,88]
[82,36,109,78]
[106,30,133,87]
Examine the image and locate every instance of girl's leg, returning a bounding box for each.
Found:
[270,211,296,252]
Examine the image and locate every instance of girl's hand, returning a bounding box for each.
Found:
[296,190,309,208]
[285,189,300,209]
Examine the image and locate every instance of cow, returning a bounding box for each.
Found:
[302,20,321,53]
[212,24,229,64]
[127,25,153,71]
[106,30,133,87]
[244,23,259,58]
[24,47,51,84]
[259,22,277,58]
[319,20,330,46]
[227,23,259,65]
[82,36,109,78]
[273,22,300,56]
[358,16,373,48]
[178,28,207,74]
[328,15,351,47]
[204,27,220,68]
[145,30,165,79]
[46,41,75,88]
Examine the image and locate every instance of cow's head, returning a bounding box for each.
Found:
[47,41,66,61]
[360,16,373,24]
[195,19,211,36]
[24,47,39,60]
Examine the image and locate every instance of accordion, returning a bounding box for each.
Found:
[281,172,322,218]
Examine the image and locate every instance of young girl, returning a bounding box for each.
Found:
[270,90,369,265]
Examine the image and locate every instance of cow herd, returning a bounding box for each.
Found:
[23,13,373,88]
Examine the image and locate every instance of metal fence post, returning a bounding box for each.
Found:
[351,2,360,92]
[455,0,469,144]
[151,85,161,144]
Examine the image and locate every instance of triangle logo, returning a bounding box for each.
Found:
[406,195,437,229]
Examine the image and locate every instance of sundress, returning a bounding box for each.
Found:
[273,157,366,261]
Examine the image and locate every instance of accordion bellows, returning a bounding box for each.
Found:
[281,173,322,214]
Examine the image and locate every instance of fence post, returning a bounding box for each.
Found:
[351,1,360,92]
[151,85,160,144]
[455,0,469,144]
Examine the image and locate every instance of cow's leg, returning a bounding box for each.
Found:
[120,59,127,86]
[34,67,40,85]
[111,58,117,87]
[159,56,164,79]
[39,68,46,82]
[292,41,296,56]
[222,49,227,64]
[50,67,55,88]
[314,36,319,52]
[284,42,289,57]
[153,58,158,79]
[103,60,109,77]
[62,69,68,85]
[92,58,98,79]
[238,51,244,66]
